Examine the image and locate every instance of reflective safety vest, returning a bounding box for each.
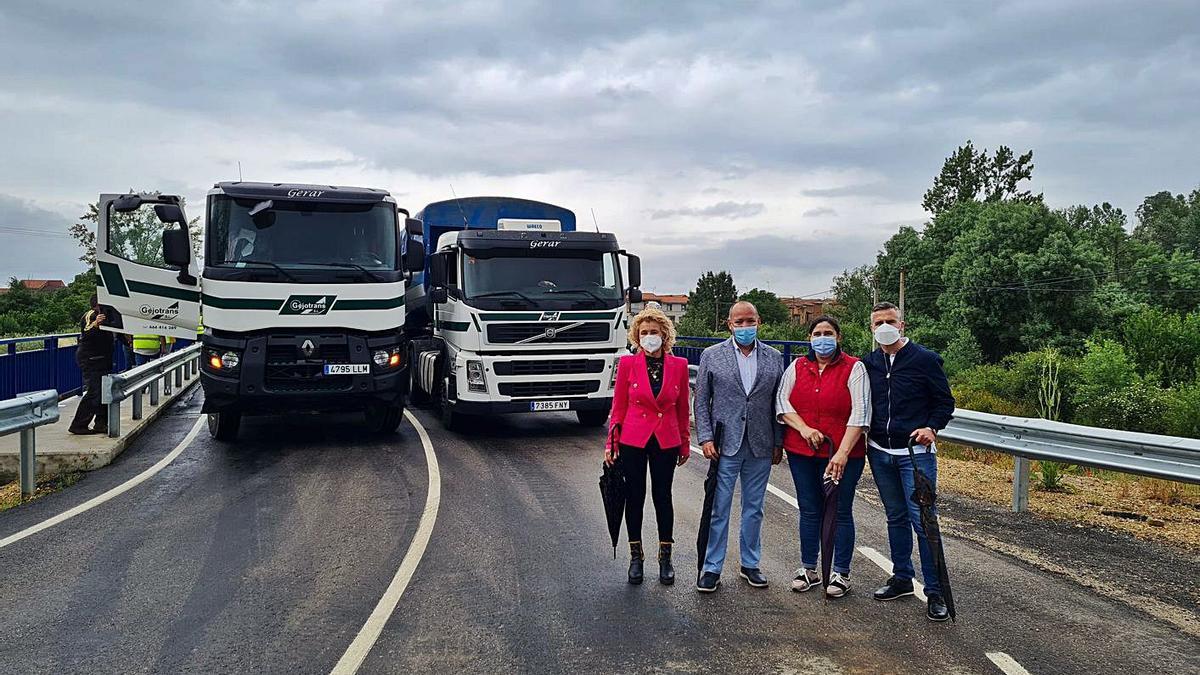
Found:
[133,334,161,352]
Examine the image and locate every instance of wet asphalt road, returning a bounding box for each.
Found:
[0,388,1197,674]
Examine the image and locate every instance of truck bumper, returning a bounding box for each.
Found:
[448,396,612,416]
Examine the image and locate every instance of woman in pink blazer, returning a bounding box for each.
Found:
[605,306,691,585]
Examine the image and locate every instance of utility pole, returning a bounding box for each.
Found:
[899,268,907,321]
[871,272,880,350]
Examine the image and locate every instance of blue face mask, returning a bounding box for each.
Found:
[732,326,758,346]
[811,335,838,357]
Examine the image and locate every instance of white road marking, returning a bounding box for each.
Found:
[330,409,442,675]
[0,414,205,550]
[986,652,1033,675]
[855,545,927,602]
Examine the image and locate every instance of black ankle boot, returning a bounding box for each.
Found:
[628,541,644,585]
[658,542,675,585]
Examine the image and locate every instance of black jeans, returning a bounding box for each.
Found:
[619,437,678,544]
[69,368,108,431]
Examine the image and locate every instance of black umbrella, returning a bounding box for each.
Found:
[599,424,626,558]
[696,371,724,575]
[817,439,838,600]
[907,437,956,622]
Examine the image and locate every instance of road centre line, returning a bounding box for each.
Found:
[330,409,442,675]
[986,652,1034,675]
[0,414,205,550]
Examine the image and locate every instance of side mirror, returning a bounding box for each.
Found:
[429,252,448,287]
[430,287,448,304]
[154,203,187,225]
[113,194,143,212]
[625,254,642,288]
[406,217,423,236]
[627,288,643,304]
[403,237,425,273]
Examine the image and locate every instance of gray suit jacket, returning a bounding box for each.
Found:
[694,338,785,458]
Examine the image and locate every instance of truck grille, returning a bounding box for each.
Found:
[487,322,610,344]
[499,380,601,398]
[493,359,606,376]
[264,339,353,393]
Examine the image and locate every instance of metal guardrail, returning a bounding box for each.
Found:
[101,344,202,437]
[687,364,1200,511]
[0,389,61,497]
[675,336,811,366]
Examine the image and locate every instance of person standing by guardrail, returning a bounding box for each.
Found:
[605,307,690,585]
[694,300,785,593]
[862,301,956,622]
[67,293,114,435]
[775,315,870,599]
[132,333,168,366]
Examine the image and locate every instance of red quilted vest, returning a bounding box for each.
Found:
[782,352,867,458]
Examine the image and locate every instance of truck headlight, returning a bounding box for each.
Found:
[221,351,241,370]
[373,350,390,367]
[466,360,486,392]
[373,348,404,370]
[206,348,240,372]
[609,363,619,389]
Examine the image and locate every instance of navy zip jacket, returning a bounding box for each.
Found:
[862,340,956,450]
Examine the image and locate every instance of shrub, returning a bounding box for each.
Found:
[1074,380,1168,433]
[1072,339,1140,420]
[1036,461,1069,491]
[951,387,1033,416]
[1163,380,1200,439]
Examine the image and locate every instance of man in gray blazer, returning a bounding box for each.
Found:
[694,301,786,592]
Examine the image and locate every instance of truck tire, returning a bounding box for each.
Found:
[576,409,608,427]
[366,403,404,434]
[438,381,460,432]
[208,411,241,442]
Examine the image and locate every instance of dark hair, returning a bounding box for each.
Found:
[807,314,841,336]
[871,301,898,314]
[89,293,99,307]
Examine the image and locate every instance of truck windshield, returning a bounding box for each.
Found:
[463,253,622,308]
[207,196,397,270]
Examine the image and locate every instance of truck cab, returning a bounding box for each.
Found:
[407,197,642,429]
[94,183,424,441]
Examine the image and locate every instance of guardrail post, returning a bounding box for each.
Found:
[174,365,182,389]
[150,378,160,406]
[132,387,143,420]
[19,428,36,498]
[163,370,173,396]
[107,396,120,437]
[1012,456,1030,512]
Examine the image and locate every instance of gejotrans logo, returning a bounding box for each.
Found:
[140,301,180,321]
[280,295,336,315]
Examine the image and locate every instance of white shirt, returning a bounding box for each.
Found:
[775,358,871,428]
[870,339,935,455]
[733,341,757,394]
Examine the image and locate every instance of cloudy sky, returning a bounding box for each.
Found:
[1,0,1198,296]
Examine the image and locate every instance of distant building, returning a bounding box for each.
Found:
[0,279,66,295]
[779,297,836,325]
[630,292,689,324]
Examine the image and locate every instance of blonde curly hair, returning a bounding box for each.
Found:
[628,306,676,354]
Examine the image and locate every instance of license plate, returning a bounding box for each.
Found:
[531,400,570,412]
[324,363,369,375]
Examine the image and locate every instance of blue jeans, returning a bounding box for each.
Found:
[135,353,156,367]
[702,439,773,575]
[787,453,866,576]
[867,448,942,595]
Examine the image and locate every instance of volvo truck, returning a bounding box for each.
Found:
[95,183,424,441]
[405,197,642,430]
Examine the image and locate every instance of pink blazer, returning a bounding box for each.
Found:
[606,352,691,457]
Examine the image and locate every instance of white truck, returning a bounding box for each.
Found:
[405,197,642,429]
[95,183,424,440]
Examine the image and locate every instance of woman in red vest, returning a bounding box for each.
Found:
[605,306,691,585]
[775,315,871,598]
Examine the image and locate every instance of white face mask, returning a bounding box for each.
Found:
[874,323,902,346]
[639,334,663,353]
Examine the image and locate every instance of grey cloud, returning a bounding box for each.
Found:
[648,201,766,220]
[0,195,86,283]
[802,207,837,217]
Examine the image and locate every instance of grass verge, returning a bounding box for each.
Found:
[0,471,85,513]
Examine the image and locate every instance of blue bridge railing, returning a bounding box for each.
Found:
[1,333,196,400]
[675,336,811,365]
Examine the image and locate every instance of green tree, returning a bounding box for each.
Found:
[922,141,1042,215]
[739,288,789,325]
[70,195,202,267]
[681,271,738,334]
[1133,187,1200,254]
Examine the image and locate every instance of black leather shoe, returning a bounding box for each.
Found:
[696,572,720,593]
[873,576,915,601]
[628,542,644,585]
[927,594,950,622]
[658,542,675,585]
[739,567,768,588]
[68,427,101,435]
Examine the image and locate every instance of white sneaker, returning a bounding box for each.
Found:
[826,571,849,598]
[791,568,820,593]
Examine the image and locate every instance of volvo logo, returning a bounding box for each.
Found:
[543,328,558,339]
[301,339,316,357]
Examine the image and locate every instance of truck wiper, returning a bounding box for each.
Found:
[298,261,384,283]
[546,287,607,303]
[234,259,300,282]
[472,290,536,304]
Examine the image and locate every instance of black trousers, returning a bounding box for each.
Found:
[69,368,107,431]
[619,437,678,544]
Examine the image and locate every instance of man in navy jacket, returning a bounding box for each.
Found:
[862,302,955,622]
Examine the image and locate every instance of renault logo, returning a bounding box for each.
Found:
[301,339,316,357]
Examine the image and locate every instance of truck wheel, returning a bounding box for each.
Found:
[577,409,608,427]
[208,411,241,441]
[366,403,404,434]
[438,385,460,432]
